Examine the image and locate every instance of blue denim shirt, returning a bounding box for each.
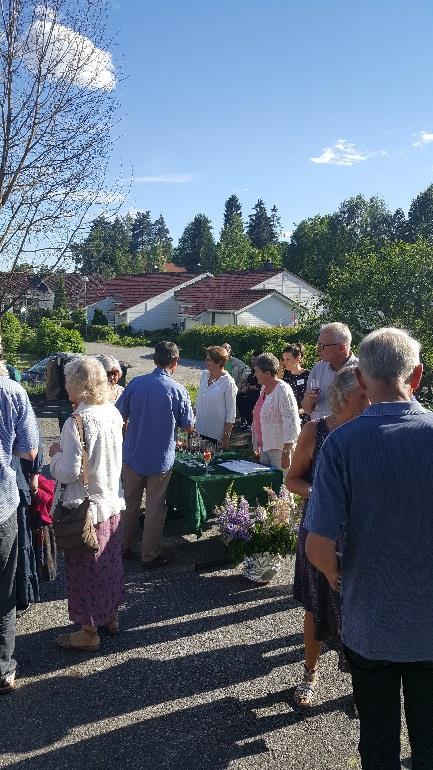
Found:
[304,401,433,662]
[116,368,194,476]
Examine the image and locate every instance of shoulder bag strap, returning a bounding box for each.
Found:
[72,414,89,494]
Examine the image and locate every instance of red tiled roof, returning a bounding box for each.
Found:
[98,272,203,312]
[0,271,105,308]
[175,272,282,316]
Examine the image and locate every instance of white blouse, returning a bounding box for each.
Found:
[259,380,300,453]
[50,402,125,524]
[195,370,237,441]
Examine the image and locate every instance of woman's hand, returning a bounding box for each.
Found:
[281,451,291,469]
[49,441,61,458]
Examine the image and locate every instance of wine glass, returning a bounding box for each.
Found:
[310,378,320,411]
[202,442,213,474]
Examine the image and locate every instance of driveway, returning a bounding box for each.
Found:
[85,342,205,387]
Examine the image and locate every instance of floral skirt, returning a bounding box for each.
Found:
[64,514,124,627]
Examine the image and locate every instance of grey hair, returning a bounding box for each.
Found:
[320,322,352,346]
[96,354,122,375]
[64,355,109,405]
[255,352,280,377]
[358,327,421,384]
[327,366,359,413]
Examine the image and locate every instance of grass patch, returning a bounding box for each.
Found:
[185,383,198,406]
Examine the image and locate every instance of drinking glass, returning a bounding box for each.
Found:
[202,442,213,474]
[310,378,320,410]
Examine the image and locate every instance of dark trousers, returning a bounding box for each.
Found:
[345,646,433,770]
[0,511,18,680]
[236,393,259,425]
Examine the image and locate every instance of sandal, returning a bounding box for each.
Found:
[56,629,100,652]
[293,664,318,708]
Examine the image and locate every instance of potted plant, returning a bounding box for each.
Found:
[216,486,300,583]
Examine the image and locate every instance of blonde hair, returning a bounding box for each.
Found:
[64,356,109,405]
[327,366,359,413]
[205,346,229,368]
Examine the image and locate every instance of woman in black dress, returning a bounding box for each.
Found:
[281,344,310,426]
[236,351,263,428]
[286,367,368,708]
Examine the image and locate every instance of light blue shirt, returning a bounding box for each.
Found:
[0,377,39,524]
[304,400,433,662]
[116,368,194,476]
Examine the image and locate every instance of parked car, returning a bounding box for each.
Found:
[21,353,80,384]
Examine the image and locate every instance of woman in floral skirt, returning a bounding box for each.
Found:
[50,356,125,652]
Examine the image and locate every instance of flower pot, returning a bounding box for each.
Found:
[242,552,284,584]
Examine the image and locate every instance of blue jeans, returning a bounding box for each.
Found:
[345,646,433,770]
[0,511,18,680]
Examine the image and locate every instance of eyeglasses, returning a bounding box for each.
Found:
[316,342,340,351]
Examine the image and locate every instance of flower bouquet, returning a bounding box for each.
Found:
[216,486,300,583]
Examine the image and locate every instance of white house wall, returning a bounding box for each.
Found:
[127,294,180,331]
[237,295,298,327]
[254,272,322,312]
[87,296,116,323]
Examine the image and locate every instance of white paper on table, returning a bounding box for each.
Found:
[219,460,273,475]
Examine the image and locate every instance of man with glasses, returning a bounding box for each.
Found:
[302,322,357,420]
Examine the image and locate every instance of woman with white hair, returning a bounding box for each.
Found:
[97,355,124,402]
[287,366,368,708]
[49,356,125,652]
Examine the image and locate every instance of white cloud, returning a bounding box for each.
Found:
[24,5,116,91]
[131,174,195,184]
[413,131,433,148]
[310,139,385,167]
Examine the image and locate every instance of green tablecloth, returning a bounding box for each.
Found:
[166,451,284,536]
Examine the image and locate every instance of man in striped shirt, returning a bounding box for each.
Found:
[0,373,39,694]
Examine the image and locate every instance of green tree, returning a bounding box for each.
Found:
[215,214,253,272]
[283,214,334,289]
[408,184,433,241]
[131,211,153,254]
[174,214,216,272]
[325,240,433,365]
[223,195,243,228]
[329,194,395,255]
[53,276,68,310]
[152,214,173,261]
[71,215,114,276]
[92,308,109,326]
[270,205,282,242]
[0,312,22,363]
[247,199,275,249]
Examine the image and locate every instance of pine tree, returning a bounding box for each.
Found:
[152,214,173,260]
[215,214,252,272]
[270,205,282,242]
[223,194,243,228]
[247,199,274,249]
[53,275,68,309]
[130,211,153,254]
[174,214,216,272]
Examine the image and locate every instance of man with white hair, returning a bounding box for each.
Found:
[302,322,357,420]
[305,328,433,769]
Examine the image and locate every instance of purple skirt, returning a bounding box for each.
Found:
[64,514,125,627]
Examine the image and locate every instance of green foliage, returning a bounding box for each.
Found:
[223,194,243,228]
[92,308,109,326]
[71,308,87,326]
[113,335,150,347]
[1,312,22,364]
[53,275,68,310]
[35,319,85,357]
[408,184,433,241]
[19,323,37,353]
[174,214,216,272]
[22,381,45,397]
[247,199,276,249]
[86,324,118,342]
[215,214,253,272]
[325,239,433,366]
[115,323,136,337]
[177,324,318,362]
[51,306,70,321]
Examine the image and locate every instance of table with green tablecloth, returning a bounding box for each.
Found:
[166,451,284,536]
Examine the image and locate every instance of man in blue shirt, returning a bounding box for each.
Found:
[116,341,194,568]
[305,327,433,770]
[0,375,39,694]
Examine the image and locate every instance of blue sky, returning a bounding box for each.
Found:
[106,0,433,242]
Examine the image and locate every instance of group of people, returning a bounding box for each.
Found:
[0,321,432,769]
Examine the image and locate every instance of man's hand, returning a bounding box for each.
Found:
[49,441,61,458]
[324,570,341,592]
[302,389,318,415]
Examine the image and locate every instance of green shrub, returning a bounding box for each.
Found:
[145,327,179,345]
[177,324,319,363]
[185,383,198,406]
[35,318,85,357]
[1,312,23,364]
[86,324,118,342]
[112,335,150,347]
[92,308,109,326]
[116,323,136,337]
[71,308,87,326]
[19,323,37,354]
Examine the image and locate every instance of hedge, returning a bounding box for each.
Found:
[177,325,318,367]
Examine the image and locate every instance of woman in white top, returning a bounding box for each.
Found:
[195,346,237,449]
[254,352,300,476]
[97,354,124,402]
[49,356,125,652]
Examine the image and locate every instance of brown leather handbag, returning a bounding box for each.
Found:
[53,414,99,554]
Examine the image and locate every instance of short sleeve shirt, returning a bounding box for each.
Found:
[306,354,358,420]
[304,401,433,662]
